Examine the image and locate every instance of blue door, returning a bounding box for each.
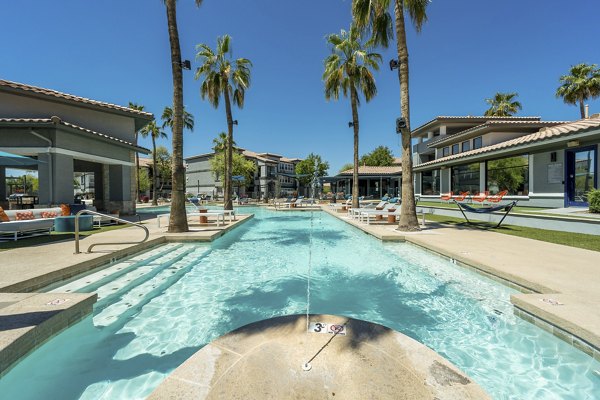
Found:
[565,146,597,207]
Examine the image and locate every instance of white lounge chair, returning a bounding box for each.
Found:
[360,205,400,224]
[348,201,387,219]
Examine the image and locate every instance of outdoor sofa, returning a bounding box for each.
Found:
[0,207,62,241]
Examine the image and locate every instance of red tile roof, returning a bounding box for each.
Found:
[0,117,150,153]
[415,118,600,169]
[0,79,153,119]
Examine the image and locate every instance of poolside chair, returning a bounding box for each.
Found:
[471,191,489,203]
[454,191,470,202]
[361,206,401,225]
[440,192,453,202]
[487,190,508,203]
[358,203,395,223]
[452,199,518,228]
[275,197,294,208]
[348,200,387,219]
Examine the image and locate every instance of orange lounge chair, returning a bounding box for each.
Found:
[487,190,508,203]
[472,191,489,203]
[440,192,453,202]
[454,191,470,202]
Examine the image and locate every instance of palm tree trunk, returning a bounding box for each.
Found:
[579,98,586,119]
[152,137,158,206]
[223,81,234,211]
[165,0,188,232]
[395,0,420,231]
[135,131,140,203]
[350,86,360,210]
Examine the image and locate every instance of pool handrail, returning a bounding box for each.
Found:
[74,210,149,254]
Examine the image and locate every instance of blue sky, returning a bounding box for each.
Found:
[2,0,600,173]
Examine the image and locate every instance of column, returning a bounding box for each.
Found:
[0,167,6,202]
[51,153,74,204]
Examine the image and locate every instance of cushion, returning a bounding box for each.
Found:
[69,203,87,215]
[15,211,35,220]
[60,204,70,216]
[41,211,59,219]
[0,207,9,222]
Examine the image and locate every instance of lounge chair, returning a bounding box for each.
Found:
[348,200,387,219]
[487,190,508,203]
[471,191,489,203]
[360,206,401,224]
[440,192,453,202]
[452,200,518,228]
[358,203,396,223]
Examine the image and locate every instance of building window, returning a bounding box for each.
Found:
[486,155,529,195]
[442,147,450,157]
[451,163,480,193]
[473,137,482,149]
[452,144,460,154]
[462,141,470,152]
[421,170,441,195]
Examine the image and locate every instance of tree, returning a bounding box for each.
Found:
[339,163,354,173]
[164,0,202,233]
[161,105,195,132]
[556,63,600,118]
[323,26,381,209]
[138,168,151,193]
[360,145,394,166]
[352,0,429,231]
[128,102,146,201]
[141,120,168,205]
[154,146,173,194]
[295,153,330,185]
[212,131,236,153]
[484,92,522,117]
[195,35,252,211]
[209,152,256,186]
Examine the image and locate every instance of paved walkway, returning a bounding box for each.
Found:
[324,207,600,357]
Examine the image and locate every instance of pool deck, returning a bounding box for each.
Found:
[149,314,490,400]
[0,212,253,376]
[323,207,600,360]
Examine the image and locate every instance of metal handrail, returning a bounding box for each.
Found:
[74,210,149,254]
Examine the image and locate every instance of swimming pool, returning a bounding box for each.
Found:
[0,207,598,399]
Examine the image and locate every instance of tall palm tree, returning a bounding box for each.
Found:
[556,63,600,118]
[484,92,522,116]
[163,0,202,232]
[161,105,195,132]
[212,131,236,153]
[141,121,168,206]
[323,26,381,209]
[128,102,146,202]
[195,35,252,210]
[352,0,429,231]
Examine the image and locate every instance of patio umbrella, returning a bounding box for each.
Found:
[0,150,44,167]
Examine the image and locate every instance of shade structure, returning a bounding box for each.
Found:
[0,151,44,167]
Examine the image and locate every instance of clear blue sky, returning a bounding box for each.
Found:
[2,0,599,174]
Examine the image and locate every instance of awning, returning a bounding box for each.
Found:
[0,150,45,167]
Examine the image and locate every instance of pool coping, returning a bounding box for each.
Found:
[321,206,600,359]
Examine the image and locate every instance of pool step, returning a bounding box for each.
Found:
[93,246,211,328]
[49,243,189,295]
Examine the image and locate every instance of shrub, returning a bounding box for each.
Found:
[588,188,600,212]
[588,188,600,213]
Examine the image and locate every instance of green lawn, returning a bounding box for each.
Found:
[424,213,600,252]
[0,223,131,252]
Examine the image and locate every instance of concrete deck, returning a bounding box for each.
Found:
[324,207,600,358]
[149,314,490,400]
[0,212,253,376]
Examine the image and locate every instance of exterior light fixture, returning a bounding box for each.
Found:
[232,120,238,125]
[348,122,354,128]
[396,117,406,133]
[389,59,399,71]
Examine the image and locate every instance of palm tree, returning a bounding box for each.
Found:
[556,63,600,118]
[352,0,430,231]
[212,131,236,153]
[195,35,252,210]
[161,105,195,132]
[128,102,145,202]
[484,92,522,116]
[141,121,168,206]
[163,0,202,232]
[323,26,381,209]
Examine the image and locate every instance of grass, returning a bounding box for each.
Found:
[416,200,550,214]
[0,223,130,252]
[425,213,600,252]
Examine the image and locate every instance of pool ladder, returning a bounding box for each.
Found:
[73,210,149,254]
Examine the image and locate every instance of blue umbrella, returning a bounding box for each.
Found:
[0,151,44,167]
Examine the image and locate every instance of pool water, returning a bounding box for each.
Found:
[1,207,598,399]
